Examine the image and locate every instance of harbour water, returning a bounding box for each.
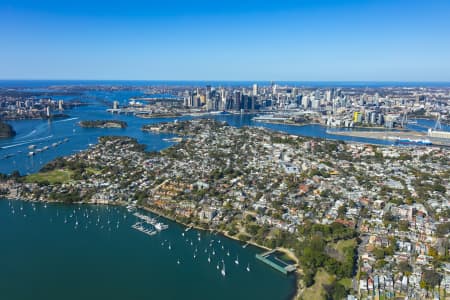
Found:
[0,200,296,300]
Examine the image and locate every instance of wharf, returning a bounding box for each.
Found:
[255,249,297,275]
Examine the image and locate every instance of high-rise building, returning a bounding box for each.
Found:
[353,112,362,123]
[234,91,241,110]
[301,96,310,109]
[252,83,258,96]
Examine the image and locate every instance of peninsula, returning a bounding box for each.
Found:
[78,120,127,128]
[0,121,16,138]
[1,119,449,300]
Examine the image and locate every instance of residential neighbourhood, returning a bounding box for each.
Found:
[1,118,449,299]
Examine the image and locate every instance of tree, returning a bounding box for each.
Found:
[398,261,412,275]
[325,282,347,300]
[303,269,315,287]
[421,269,442,291]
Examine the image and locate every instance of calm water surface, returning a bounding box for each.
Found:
[0,200,296,300]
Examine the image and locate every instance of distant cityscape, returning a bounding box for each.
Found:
[2,82,449,141]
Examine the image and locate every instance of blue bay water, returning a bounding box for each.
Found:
[0,201,296,300]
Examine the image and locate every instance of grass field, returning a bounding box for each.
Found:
[302,269,335,300]
[25,169,73,184]
[335,238,357,254]
[338,277,352,289]
[85,167,101,175]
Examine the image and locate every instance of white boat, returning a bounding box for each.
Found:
[246,264,250,272]
[235,255,239,265]
[208,255,211,263]
[154,222,168,231]
[177,259,180,265]
[221,262,226,277]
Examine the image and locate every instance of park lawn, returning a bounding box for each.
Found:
[25,169,73,184]
[338,277,352,289]
[335,238,357,254]
[302,269,335,300]
[85,167,101,175]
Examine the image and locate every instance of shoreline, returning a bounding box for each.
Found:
[1,197,301,299]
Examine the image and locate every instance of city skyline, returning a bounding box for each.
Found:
[1,0,450,81]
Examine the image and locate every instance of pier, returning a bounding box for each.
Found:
[255,249,297,275]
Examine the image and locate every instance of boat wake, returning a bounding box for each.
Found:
[0,135,54,149]
[53,117,79,123]
[18,129,37,140]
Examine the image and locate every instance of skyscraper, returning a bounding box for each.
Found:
[252,83,258,96]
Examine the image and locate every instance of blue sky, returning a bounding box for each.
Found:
[1,0,449,81]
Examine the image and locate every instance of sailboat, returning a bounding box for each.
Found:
[246,263,250,272]
[227,250,230,256]
[216,262,220,269]
[221,261,226,277]
[235,255,239,265]
[208,254,211,263]
[168,243,172,250]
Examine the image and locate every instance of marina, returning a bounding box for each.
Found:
[0,200,295,300]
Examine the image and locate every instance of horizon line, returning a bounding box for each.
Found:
[1,79,450,83]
